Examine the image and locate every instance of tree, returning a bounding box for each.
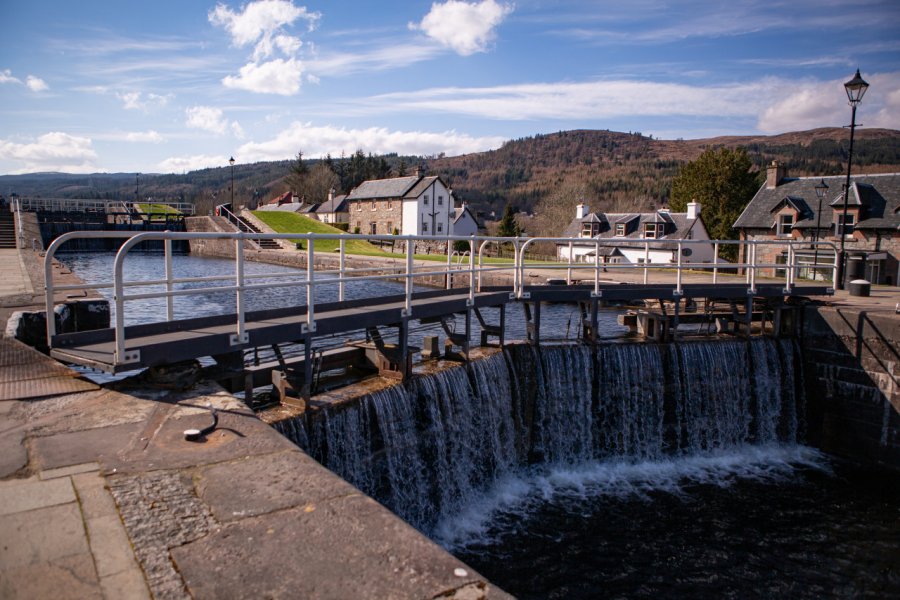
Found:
[285,151,308,197]
[297,163,340,204]
[670,147,760,260]
[497,203,521,237]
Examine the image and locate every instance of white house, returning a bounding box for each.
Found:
[556,202,716,265]
[345,172,468,236]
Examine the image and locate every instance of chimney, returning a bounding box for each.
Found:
[414,166,422,178]
[327,187,334,203]
[766,160,786,189]
[576,203,589,219]
[686,201,700,220]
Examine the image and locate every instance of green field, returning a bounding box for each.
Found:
[251,211,389,255]
[137,203,182,220]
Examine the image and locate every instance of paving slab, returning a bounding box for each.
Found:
[30,421,144,471]
[0,475,76,515]
[39,461,99,480]
[0,426,27,478]
[0,502,90,567]
[72,470,119,519]
[172,494,512,600]
[195,449,362,522]
[99,567,152,600]
[0,553,102,600]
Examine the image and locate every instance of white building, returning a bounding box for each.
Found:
[556,202,716,265]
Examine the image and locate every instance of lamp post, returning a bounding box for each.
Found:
[135,173,140,202]
[813,178,828,279]
[229,156,235,208]
[835,69,869,289]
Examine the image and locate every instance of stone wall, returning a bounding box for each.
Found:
[348,198,402,235]
[801,306,900,469]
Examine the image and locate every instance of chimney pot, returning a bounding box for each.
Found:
[687,201,700,220]
[766,160,786,189]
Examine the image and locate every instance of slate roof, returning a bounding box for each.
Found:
[404,176,441,200]
[346,176,420,200]
[560,210,702,250]
[314,194,348,214]
[733,173,900,231]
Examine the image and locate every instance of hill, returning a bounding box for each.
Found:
[2,127,899,236]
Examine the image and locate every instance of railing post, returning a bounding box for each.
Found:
[405,237,414,315]
[339,237,345,302]
[643,241,649,284]
[566,241,573,284]
[594,239,600,296]
[468,236,476,306]
[164,238,174,321]
[113,246,127,363]
[676,241,683,295]
[785,243,794,293]
[713,242,720,285]
[446,239,453,290]
[235,237,246,343]
[307,236,315,332]
[748,242,757,293]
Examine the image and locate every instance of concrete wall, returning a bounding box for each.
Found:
[801,306,900,469]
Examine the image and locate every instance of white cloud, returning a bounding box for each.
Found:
[185,106,245,137]
[410,0,513,56]
[209,0,318,53]
[117,91,172,111]
[222,58,303,94]
[25,76,48,92]
[0,132,97,173]
[0,69,49,92]
[125,130,164,143]
[236,121,505,161]
[0,69,20,85]
[306,44,443,78]
[157,154,231,173]
[757,71,900,133]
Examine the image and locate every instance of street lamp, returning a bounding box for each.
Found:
[835,69,869,289]
[813,178,828,279]
[229,156,235,207]
[135,173,140,202]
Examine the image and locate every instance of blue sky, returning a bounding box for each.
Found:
[1,0,898,174]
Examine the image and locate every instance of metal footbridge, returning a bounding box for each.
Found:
[44,231,836,393]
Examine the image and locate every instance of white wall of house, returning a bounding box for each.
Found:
[402,179,453,236]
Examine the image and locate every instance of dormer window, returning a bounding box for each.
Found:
[777,214,794,236]
[836,213,855,236]
[581,222,599,237]
[644,223,658,239]
[615,223,625,236]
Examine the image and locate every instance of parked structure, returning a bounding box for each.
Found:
[733,162,900,285]
[557,202,715,265]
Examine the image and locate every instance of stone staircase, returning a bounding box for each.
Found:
[0,209,17,248]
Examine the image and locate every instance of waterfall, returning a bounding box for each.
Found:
[277,338,804,535]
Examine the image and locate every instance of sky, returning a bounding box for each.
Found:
[1,0,898,175]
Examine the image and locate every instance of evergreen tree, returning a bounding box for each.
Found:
[285,151,308,197]
[670,147,760,260]
[497,203,521,237]
[397,158,408,177]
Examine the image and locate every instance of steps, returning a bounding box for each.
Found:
[240,218,282,250]
[0,210,17,248]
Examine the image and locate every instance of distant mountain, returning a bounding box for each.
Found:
[3,127,899,235]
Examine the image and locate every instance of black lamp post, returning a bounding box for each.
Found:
[835,69,869,289]
[135,173,140,202]
[229,156,235,207]
[813,178,828,278]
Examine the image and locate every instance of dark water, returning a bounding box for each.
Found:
[450,455,900,599]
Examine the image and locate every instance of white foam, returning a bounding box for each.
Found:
[432,444,831,550]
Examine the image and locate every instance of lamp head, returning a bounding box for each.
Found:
[844,69,869,106]
[814,178,829,199]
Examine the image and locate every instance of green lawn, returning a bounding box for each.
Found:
[250,210,548,265]
[137,203,182,221]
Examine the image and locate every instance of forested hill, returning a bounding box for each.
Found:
[427,127,900,220]
[2,127,899,235]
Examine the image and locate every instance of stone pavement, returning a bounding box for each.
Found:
[0,247,511,600]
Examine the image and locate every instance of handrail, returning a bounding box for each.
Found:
[16,197,194,215]
[43,231,840,364]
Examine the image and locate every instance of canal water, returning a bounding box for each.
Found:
[60,252,900,598]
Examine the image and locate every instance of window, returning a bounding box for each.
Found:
[438,195,444,206]
[437,222,443,233]
[356,201,362,212]
[837,213,855,236]
[644,223,658,239]
[387,221,393,234]
[422,221,429,233]
[615,223,626,237]
[581,222,598,237]
[424,194,430,206]
[369,222,377,235]
[777,214,794,236]
[371,200,377,211]
[387,199,392,210]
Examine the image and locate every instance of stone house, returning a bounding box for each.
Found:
[312,189,349,225]
[733,162,900,285]
[557,202,715,265]
[344,173,458,237]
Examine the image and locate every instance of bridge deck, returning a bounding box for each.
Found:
[49,282,831,373]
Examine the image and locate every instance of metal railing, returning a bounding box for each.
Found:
[43,231,838,365]
[15,197,194,215]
